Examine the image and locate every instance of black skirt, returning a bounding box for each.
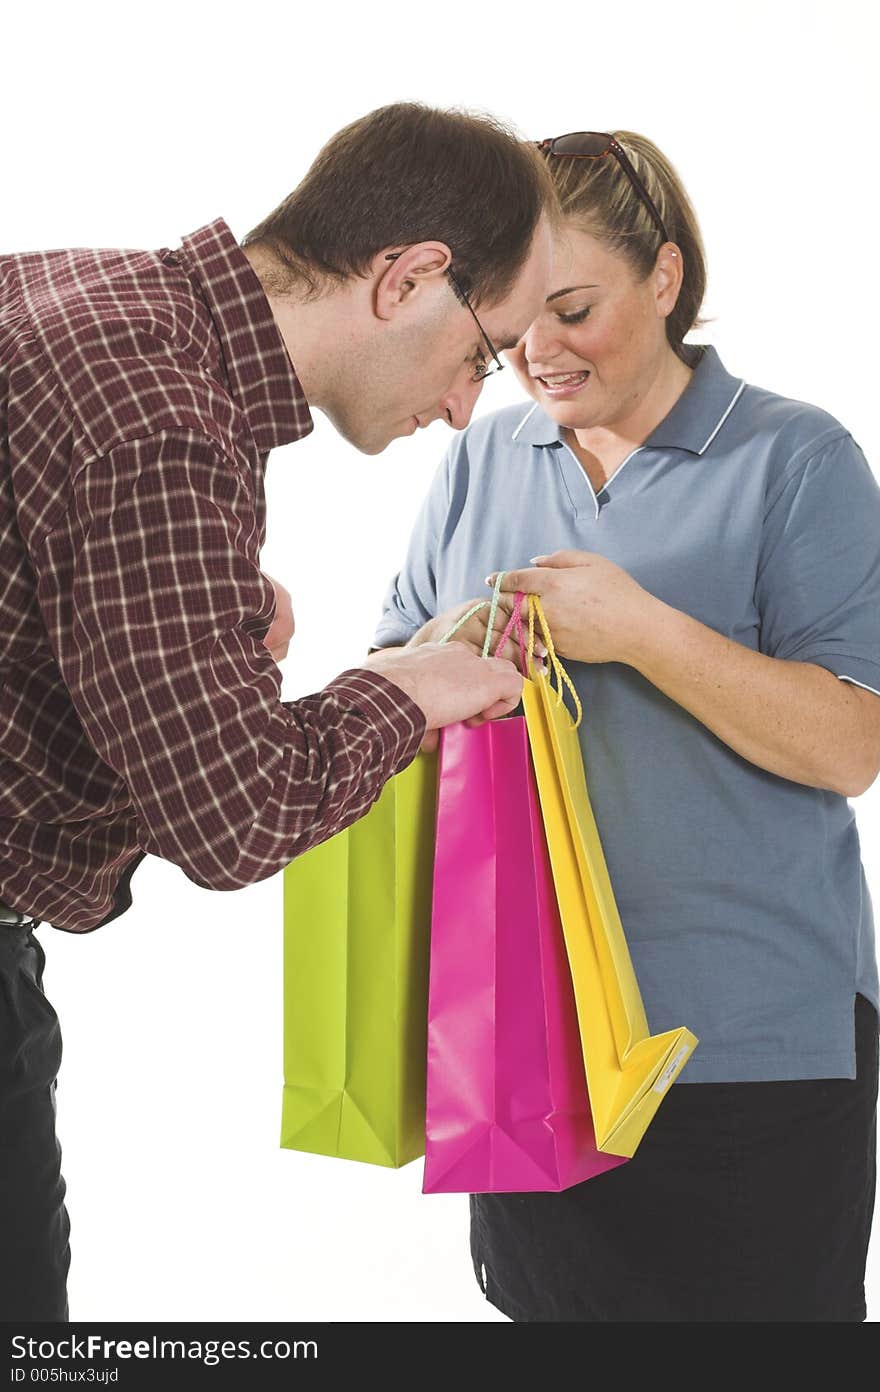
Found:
[470,993,878,1322]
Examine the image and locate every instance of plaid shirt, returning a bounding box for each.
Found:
[0,218,425,931]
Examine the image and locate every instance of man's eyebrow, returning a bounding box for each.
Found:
[546,283,600,303]
[496,335,523,352]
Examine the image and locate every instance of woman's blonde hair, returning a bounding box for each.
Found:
[546,131,708,360]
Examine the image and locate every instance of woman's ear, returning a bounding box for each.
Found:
[654,243,684,319]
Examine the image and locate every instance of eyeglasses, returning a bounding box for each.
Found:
[384,252,504,380]
[537,132,670,246]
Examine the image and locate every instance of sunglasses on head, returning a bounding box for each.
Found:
[537,132,670,246]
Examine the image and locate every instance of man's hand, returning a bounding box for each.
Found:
[361,642,523,752]
[261,573,295,664]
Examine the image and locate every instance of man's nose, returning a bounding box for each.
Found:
[439,377,484,431]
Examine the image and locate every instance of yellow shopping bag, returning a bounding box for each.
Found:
[519,596,698,1158]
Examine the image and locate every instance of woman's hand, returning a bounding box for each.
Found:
[488,550,656,665]
[405,597,536,670]
[492,551,880,796]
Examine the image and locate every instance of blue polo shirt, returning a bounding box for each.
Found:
[374,344,880,1083]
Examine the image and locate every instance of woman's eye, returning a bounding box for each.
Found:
[558,306,592,325]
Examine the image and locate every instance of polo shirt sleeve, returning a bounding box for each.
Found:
[755,431,880,695]
[371,450,451,647]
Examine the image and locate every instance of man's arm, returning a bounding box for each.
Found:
[56,430,518,889]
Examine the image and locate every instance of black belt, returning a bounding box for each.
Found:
[0,898,39,928]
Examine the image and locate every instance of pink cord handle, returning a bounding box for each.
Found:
[493,592,528,671]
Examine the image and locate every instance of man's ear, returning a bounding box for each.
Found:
[373,241,453,321]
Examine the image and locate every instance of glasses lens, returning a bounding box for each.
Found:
[548,132,611,158]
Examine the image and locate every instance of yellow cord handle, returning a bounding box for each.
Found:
[439,577,583,730]
[526,596,583,729]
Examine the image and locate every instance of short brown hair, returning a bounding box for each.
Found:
[243,102,556,307]
[545,131,709,361]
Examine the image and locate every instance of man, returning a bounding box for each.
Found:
[0,102,555,1319]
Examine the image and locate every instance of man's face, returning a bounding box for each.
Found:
[329,216,555,454]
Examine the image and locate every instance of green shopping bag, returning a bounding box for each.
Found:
[281,750,437,1167]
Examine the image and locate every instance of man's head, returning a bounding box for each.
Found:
[242,103,557,452]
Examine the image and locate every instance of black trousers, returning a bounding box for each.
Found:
[2,920,877,1323]
[472,993,878,1322]
[0,922,70,1321]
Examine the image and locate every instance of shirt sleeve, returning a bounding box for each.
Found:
[56,429,426,890]
[371,451,450,648]
[755,431,880,695]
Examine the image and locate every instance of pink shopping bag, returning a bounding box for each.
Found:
[423,712,628,1194]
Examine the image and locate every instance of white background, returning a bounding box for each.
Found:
[4,0,879,1323]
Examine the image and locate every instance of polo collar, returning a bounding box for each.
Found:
[510,344,746,455]
[178,218,313,452]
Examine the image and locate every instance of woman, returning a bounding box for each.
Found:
[372,131,880,1322]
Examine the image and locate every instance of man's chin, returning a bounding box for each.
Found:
[355,434,390,456]
[356,422,413,455]
[318,405,389,455]
[334,424,387,456]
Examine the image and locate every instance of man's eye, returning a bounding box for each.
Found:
[470,352,491,383]
[558,306,592,325]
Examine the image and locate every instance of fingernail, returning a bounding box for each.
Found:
[529,556,546,565]
[484,575,495,586]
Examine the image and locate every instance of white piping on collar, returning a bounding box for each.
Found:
[697,380,746,455]
[559,440,644,520]
[839,674,880,698]
[511,403,539,441]
[512,374,747,456]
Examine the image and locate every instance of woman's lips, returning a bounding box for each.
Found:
[536,370,591,398]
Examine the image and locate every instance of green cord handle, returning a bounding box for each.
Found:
[437,572,507,658]
[437,576,582,729]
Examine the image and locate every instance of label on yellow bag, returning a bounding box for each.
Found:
[653,1045,693,1095]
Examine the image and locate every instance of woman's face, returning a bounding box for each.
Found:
[507,222,679,432]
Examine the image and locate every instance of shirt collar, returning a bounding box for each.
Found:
[510,344,746,455]
[177,218,313,452]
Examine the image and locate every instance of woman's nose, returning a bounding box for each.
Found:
[523,317,561,366]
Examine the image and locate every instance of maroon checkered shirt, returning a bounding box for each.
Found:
[0,218,425,931]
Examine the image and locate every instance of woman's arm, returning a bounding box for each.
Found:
[628,591,880,796]
[496,436,880,798]
[492,550,880,797]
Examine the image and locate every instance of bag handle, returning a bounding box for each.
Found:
[491,586,529,672]
[437,572,526,665]
[437,576,582,730]
[526,595,583,729]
